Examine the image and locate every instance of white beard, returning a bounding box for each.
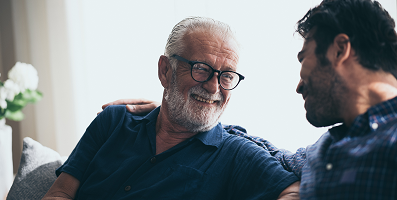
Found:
[164,72,226,132]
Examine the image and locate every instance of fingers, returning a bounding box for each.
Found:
[102,98,154,110]
[126,103,159,115]
[100,98,161,115]
[102,99,134,109]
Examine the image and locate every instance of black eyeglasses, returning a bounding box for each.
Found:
[171,55,245,90]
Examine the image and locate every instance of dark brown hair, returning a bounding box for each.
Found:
[296,0,397,77]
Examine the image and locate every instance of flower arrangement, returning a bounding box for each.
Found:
[0,62,42,121]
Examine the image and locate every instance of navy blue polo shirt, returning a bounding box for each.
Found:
[57,105,298,199]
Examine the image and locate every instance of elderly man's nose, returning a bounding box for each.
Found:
[202,75,220,94]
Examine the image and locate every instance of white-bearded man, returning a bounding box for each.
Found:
[43,17,299,200]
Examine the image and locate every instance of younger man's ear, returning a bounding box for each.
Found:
[158,55,172,88]
[332,33,352,66]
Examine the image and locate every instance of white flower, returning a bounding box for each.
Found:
[0,87,6,100]
[3,79,21,101]
[8,62,39,91]
[0,87,7,109]
[0,99,6,109]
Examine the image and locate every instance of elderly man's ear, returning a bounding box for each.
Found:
[158,55,172,88]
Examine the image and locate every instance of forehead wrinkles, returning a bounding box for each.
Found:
[192,36,239,69]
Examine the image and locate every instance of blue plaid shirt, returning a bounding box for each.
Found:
[224,96,397,199]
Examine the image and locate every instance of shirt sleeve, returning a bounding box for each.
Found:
[56,105,127,181]
[223,124,306,178]
[224,136,299,200]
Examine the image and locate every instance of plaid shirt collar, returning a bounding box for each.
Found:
[329,95,397,140]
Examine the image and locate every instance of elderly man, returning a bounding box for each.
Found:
[43,17,299,199]
[110,0,397,199]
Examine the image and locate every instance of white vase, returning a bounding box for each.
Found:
[0,118,13,199]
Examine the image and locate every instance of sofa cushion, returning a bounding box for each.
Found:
[7,137,66,200]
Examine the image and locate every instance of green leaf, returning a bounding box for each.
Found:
[22,90,43,103]
[6,98,27,112]
[5,110,24,121]
[0,108,6,119]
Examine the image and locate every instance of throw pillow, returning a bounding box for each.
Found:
[7,137,66,200]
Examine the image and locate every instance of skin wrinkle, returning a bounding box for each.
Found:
[156,127,194,143]
[162,79,224,135]
[188,35,239,69]
[341,71,397,125]
[156,103,196,137]
[156,74,205,149]
[174,63,191,79]
[162,30,237,132]
[155,29,239,156]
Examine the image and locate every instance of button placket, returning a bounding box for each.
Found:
[150,157,156,164]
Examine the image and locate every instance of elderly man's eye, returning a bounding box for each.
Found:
[193,64,210,73]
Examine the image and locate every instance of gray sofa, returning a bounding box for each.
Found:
[7,137,67,200]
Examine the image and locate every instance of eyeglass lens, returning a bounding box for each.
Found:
[191,63,240,90]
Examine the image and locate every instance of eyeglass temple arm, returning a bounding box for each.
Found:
[171,55,191,64]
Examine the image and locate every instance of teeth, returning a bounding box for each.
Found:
[193,95,215,103]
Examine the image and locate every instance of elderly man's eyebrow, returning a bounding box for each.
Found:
[200,58,237,71]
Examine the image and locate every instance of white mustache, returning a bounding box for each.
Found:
[188,85,224,102]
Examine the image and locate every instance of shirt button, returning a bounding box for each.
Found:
[150,157,156,164]
[371,123,378,130]
[326,163,333,170]
[124,185,131,192]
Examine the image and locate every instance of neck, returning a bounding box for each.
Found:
[155,104,198,155]
[342,72,397,126]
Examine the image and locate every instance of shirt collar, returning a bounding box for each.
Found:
[130,106,161,122]
[329,95,397,139]
[192,123,224,148]
[367,95,397,127]
[131,106,224,148]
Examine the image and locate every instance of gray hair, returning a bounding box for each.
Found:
[164,17,239,70]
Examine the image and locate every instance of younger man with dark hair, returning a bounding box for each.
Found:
[294,0,397,198]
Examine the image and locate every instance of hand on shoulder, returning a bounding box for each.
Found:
[98,98,160,115]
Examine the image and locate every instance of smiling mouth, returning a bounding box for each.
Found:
[192,94,218,104]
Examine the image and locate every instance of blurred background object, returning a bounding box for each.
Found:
[0,61,42,198]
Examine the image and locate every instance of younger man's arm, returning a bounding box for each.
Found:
[278,181,300,199]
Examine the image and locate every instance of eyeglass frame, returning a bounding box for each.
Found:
[171,54,245,90]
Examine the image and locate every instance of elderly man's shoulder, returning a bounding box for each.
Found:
[219,126,273,156]
[98,105,148,124]
[221,124,277,151]
[102,104,129,113]
[101,105,148,119]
